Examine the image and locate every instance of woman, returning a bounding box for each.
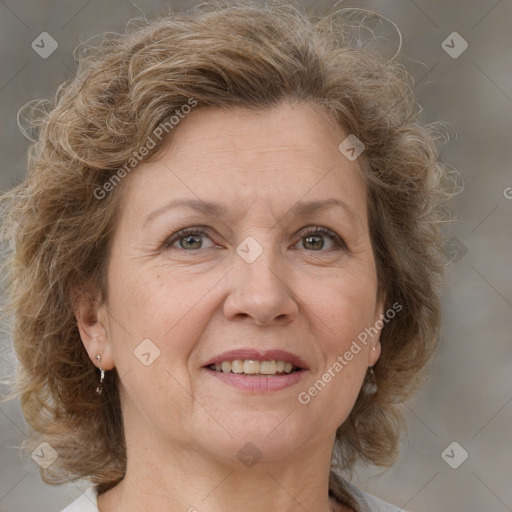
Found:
[0,2,453,511]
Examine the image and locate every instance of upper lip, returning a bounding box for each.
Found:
[203,349,309,370]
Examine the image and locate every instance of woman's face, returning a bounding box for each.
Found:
[95,102,383,465]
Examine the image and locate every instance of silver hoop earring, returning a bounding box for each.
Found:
[95,353,105,396]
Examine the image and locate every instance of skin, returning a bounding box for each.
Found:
[76,101,384,512]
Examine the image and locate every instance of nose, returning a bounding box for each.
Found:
[223,246,298,326]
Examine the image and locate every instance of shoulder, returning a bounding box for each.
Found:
[329,472,408,512]
[60,487,99,512]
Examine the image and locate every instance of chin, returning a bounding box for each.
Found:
[194,412,314,465]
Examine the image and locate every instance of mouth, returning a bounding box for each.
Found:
[203,349,308,379]
[208,359,301,376]
[202,349,308,389]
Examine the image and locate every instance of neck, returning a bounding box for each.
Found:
[98,431,340,512]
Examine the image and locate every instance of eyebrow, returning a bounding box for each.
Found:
[143,197,362,228]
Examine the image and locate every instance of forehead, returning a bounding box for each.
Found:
[118,102,368,230]
[163,102,356,168]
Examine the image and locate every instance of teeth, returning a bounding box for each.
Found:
[243,360,259,374]
[260,361,276,374]
[231,360,243,374]
[211,359,298,375]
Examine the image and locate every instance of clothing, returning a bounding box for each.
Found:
[60,486,98,512]
[329,472,407,512]
[60,474,406,512]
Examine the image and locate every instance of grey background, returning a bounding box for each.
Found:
[1,0,511,511]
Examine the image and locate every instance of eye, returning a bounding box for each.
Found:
[163,227,215,251]
[296,226,346,251]
[161,226,346,252]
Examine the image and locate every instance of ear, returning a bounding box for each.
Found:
[73,286,115,371]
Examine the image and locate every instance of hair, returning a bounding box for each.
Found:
[0,0,456,494]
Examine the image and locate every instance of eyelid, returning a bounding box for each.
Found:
[162,225,347,251]
[160,225,213,249]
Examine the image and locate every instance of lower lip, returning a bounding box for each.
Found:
[204,368,306,392]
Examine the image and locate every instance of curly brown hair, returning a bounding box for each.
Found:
[0,0,455,494]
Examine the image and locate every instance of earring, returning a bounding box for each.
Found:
[366,365,377,394]
[366,346,377,393]
[95,353,105,396]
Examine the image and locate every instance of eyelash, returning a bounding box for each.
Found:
[161,226,347,252]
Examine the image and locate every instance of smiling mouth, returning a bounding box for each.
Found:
[208,359,301,376]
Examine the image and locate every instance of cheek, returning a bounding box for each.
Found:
[103,265,204,434]
[300,271,376,422]
[107,260,191,335]
[313,265,378,353]
[105,261,222,375]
